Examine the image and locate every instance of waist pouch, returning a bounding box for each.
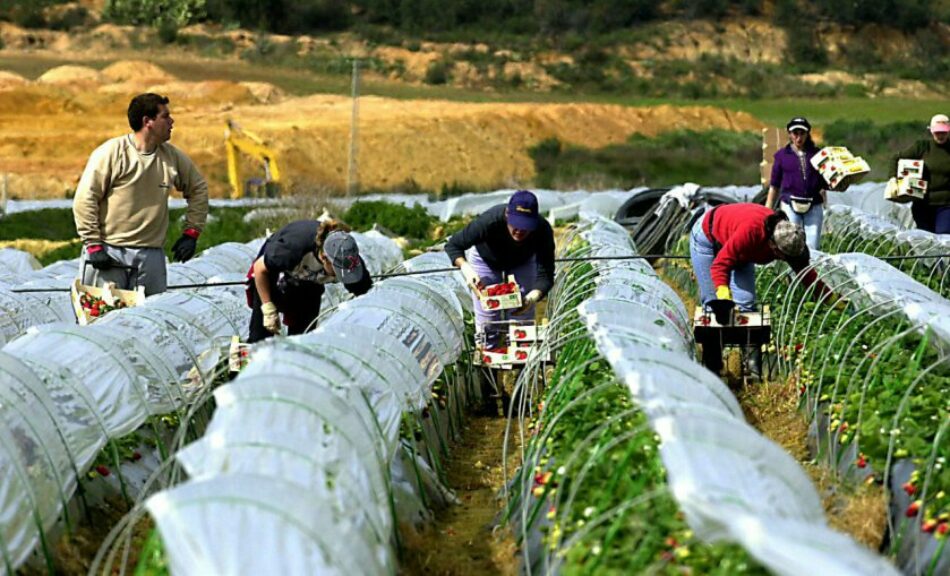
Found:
[788,196,814,215]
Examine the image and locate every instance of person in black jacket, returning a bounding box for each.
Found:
[445,190,555,348]
[246,220,372,343]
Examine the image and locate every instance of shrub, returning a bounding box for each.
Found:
[424,59,451,85]
[342,200,434,238]
[104,0,206,27]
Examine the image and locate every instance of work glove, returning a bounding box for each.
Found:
[261,302,281,334]
[86,245,116,270]
[514,289,543,315]
[715,285,732,301]
[458,260,483,292]
[172,229,199,262]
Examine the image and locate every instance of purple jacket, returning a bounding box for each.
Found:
[770,144,824,204]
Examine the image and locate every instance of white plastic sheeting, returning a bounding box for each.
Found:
[827,181,912,227]
[813,252,950,350]
[572,212,898,576]
[145,249,468,576]
[0,239,280,574]
[826,205,950,256]
[0,249,40,278]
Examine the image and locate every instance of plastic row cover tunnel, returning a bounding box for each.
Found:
[766,252,950,574]
[0,243,270,574]
[143,247,463,575]
[572,212,898,576]
[824,205,950,297]
[0,240,265,346]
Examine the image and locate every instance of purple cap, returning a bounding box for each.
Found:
[506,190,540,231]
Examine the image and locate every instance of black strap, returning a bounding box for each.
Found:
[706,206,723,254]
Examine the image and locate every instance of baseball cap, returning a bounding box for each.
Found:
[930,114,950,133]
[506,190,540,231]
[323,231,364,284]
[773,221,806,258]
[786,117,811,133]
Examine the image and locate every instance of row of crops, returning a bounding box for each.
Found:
[504,213,895,575]
[96,250,490,573]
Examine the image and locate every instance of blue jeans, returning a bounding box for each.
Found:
[780,201,823,250]
[690,216,756,312]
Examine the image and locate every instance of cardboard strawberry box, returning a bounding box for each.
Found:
[810,146,870,190]
[70,278,145,325]
[478,275,522,311]
[509,322,547,343]
[885,177,927,203]
[897,159,924,179]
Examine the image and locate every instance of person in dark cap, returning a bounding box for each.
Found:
[690,202,825,376]
[246,220,372,343]
[445,190,555,348]
[765,116,830,250]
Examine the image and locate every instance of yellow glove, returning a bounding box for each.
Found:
[261,301,281,334]
[715,285,732,301]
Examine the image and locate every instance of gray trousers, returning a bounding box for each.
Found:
[79,244,168,296]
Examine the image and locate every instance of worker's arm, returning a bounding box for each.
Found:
[765,186,779,210]
[444,207,499,264]
[73,144,113,246]
[252,256,273,304]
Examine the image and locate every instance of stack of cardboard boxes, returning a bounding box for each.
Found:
[810,146,871,190]
[885,159,928,203]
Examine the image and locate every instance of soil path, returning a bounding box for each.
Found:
[400,414,520,576]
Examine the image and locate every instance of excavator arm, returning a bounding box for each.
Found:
[225,120,281,199]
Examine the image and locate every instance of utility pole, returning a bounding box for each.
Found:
[346,59,361,197]
[0,174,7,219]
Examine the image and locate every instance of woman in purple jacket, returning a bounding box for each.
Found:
[765,117,827,250]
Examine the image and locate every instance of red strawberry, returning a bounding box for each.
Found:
[483,355,492,364]
[907,500,922,517]
[856,454,867,468]
[96,465,111,477]
[516,350,527,360]
[923,519,939,533]
[515,330,527,339]
[89,308,100,317]
[938,523,949,536]
[904,482,917,496]
[132,451,142,461]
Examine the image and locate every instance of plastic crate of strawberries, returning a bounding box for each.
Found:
[478,275,522,311]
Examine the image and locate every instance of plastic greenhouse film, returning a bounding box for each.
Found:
[301,325,430,407]
[147,474,392,576]
[356,230,404,270]
[0,368,78,572]
[211,377,388,477]
[402,253,470,313]
[819,253,950,346]
[236,340,403,454]
[0,248,41,278]
[651,411,825,523]
[5,325,157,438]
[0,353,104,471]
[346,289,462,363]
[720,513,901,576]
[602,348,743,418]
[139,291,246,341]
[579,299,693,356]
[373,277,464,337]
[175,428,391,542]
[583,286,692,340]
[323,305,443,384]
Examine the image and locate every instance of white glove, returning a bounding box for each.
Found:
[458,260,482,291]
[261,302,281,334]
[514,289,543,314]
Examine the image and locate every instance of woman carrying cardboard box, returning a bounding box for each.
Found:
[765,117,827,250]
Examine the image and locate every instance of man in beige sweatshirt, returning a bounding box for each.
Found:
[73,93,209,296]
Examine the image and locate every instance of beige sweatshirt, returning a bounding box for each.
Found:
[73,134,209,248]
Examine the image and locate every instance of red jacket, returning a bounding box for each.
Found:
[703,203,815,288]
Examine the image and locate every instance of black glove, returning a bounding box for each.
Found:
[87,246,115,270]
[172,234,198,262]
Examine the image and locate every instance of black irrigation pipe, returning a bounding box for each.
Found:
[19,253,941,293]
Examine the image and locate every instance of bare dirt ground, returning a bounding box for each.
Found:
[0,56,763,199]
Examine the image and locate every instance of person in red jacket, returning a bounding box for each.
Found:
[690,203,819,377]
[690,203,814,313]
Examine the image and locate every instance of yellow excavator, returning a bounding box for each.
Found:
[225,119,281,199]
